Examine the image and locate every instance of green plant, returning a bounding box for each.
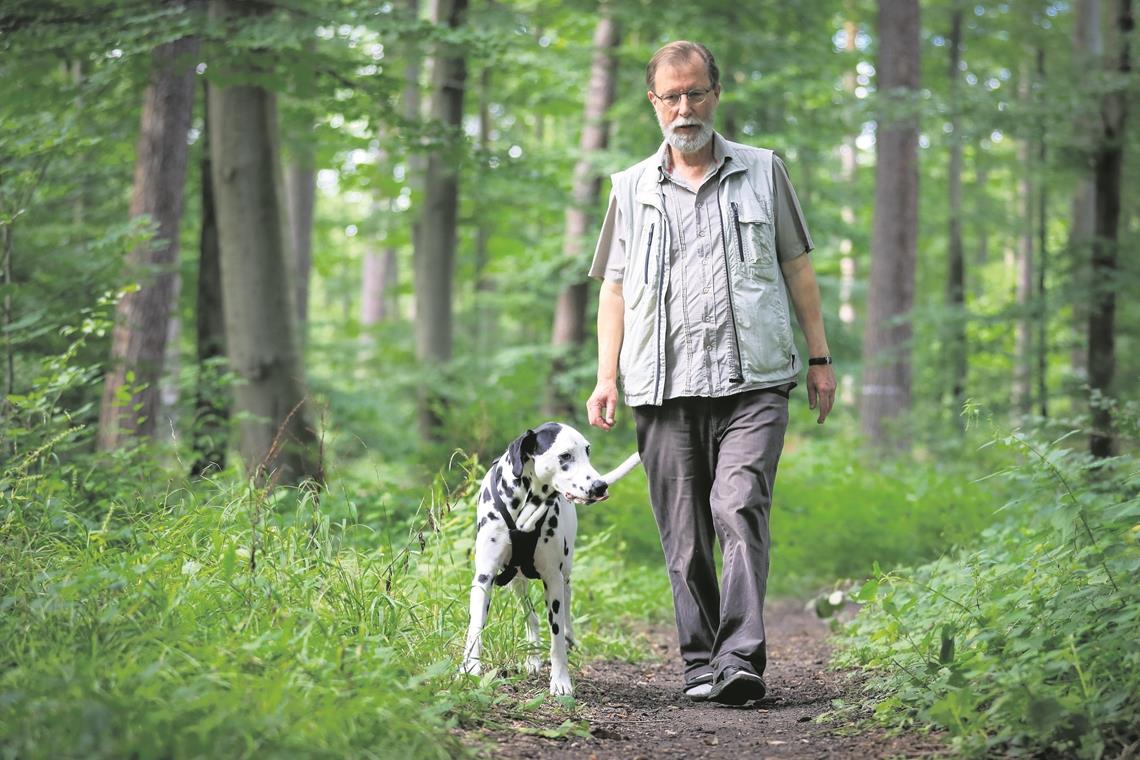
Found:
[833,431,1140,758]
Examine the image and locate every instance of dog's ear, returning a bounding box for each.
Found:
[507,429,538,479]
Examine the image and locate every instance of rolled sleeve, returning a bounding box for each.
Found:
[588,190,626,281]
[773,155,814,263]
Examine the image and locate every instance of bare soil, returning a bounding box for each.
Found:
[458,600,946,759]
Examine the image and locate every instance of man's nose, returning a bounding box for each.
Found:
[677,97,694,117]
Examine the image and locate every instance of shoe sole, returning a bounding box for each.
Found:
[707,671,766,705]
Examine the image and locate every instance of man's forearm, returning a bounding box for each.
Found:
[781,255,830,358]
[596,280,624,381]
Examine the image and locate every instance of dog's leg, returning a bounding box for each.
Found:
[540,570,572,695]
[560,502,578,650]
[510,577,542,674]
[461,538,509,676]
[562,575,576,650]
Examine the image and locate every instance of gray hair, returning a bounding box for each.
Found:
[646,41,720,91]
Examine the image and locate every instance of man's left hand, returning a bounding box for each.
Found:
[806,364,837,424]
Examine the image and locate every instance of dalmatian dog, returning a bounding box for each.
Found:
[460,422,641,695]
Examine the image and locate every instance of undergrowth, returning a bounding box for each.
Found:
[0,450,669,760]
[833,431,1140,758]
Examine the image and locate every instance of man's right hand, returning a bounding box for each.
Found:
[586,380,619,431]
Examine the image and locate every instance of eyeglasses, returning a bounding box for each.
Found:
[652,87,715,108]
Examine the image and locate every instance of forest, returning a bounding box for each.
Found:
[1,0,1137,757]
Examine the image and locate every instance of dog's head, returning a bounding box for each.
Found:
[506,423,609,504]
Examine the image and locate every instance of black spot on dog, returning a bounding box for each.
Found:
[559,562,563,571]
[543,537,549,543]
[548,611,553,625]
[487,511,498,521]
[560,463,569,471]
[490,537,497,543]
[510,497,520,508]
[521,476,531,490]
[548,516,558,529]
[545,497,556,506]
[551,622,560,635]
[554,504,560,515]
[552,599,560,614]
[481,489,491,502]
[546,528,554,537]
[529,495,542,505]
[477,573,489,583]
[541,485,549,494]
[477,517,487,531]
[563,539,569,556]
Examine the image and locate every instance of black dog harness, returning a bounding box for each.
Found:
[489,465,547,586]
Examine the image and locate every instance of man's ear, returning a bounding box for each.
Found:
[507,429,538,479]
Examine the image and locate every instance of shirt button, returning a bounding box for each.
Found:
[703,287,709,294]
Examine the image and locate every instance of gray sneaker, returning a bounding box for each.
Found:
[706,668,766,705]
[683,673,714,701]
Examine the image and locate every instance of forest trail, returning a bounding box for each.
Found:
[460,600,946,759]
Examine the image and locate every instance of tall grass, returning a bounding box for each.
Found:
[0,453,669,759]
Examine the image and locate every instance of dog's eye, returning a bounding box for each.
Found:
[558,452,572,463]
[586,445,591,457]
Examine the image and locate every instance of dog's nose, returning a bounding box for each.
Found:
[588,480,608,501]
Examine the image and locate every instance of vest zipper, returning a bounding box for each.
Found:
[644,223,654,285]
[731,201,745,262]
[718,195,745,384]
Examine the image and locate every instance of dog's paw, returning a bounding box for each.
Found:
[524,655,542,675]
[459,660,482,676]
[548,675,573,696]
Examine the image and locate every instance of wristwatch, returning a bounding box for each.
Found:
[808,356,833,366]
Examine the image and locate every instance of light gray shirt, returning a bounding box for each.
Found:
[590,134,814,400]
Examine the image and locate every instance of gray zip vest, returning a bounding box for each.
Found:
[610,139,800,406]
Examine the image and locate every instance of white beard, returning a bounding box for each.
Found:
[658,115,714,154]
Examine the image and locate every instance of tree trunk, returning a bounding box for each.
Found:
[1035,48,1048,420]
[208,0,320,486]
[98,32,198,450]
[1089,0,1132,458]
[413,0,467,441]
[361,245,398,325]
[190,83,229,477]
[946,5,967,428]
[860,0,920,449]
[1013,74,1034,417]
[1069,0,1102,388]
[547,4,619,419]
[286,152,315,329]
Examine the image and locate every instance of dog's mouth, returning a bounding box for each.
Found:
[564,492,608,505]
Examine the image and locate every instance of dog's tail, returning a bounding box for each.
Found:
[601,451,641,485]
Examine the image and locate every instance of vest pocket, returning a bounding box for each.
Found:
[731,199,777,281]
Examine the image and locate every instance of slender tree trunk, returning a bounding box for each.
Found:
[191,84,229,476]
[1069,0,1102,387]
[1013,88,1034,417]
[1089,0,1132,458]
[860,0,920,449]
[975,158,989,271]
[208,0,320,485]
[98,31,198,450]
[547,4,619,418]
[1035,48,1048,419]
[361,244,398,325]
[946,5,967,428]
[413,0,468,441]
[473,66,493,357]
[286,152,315,328]
[836,11,858,408]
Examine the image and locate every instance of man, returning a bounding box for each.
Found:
[585,41,836,706]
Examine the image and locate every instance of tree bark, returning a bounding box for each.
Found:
[286,152,315,328]
[1068,0,1102,388]
[1089,0,1132,458]
[1013,69,1034,417]
[208,0,320,485]
[547,4,619,419]
[98,31,198,450]
[946,5,967,428]
[190,82,229,477]
[860,0,920,449]
[413,0,467,441]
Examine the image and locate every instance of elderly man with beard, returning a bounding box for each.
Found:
[585,41,836,706]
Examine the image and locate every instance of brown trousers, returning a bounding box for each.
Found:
[634,388,789,686]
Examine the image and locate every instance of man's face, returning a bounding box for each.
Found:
[649,54,720,155]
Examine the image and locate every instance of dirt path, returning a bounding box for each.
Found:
[459,600,945,759]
